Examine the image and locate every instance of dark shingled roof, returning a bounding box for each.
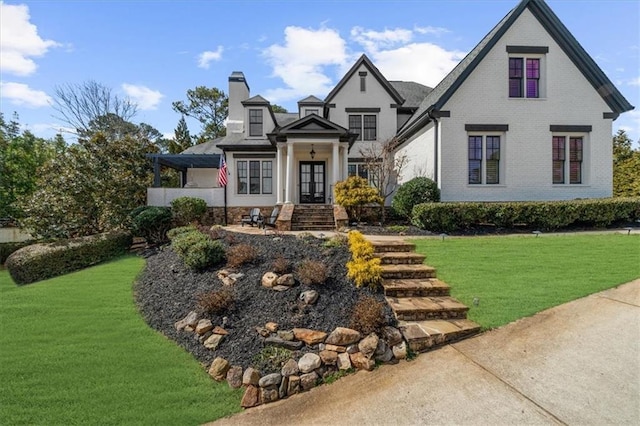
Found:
[398,0,634,140]
[390,81,432,109]
[180,138,223,154]
[298,95,324,105]
[274,112,299,127]
[242,94,270,105]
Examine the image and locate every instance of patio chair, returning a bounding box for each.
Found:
[241,208,262,227]
[260,206,280,229]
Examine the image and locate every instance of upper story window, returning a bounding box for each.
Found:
[509,58,540,98]
[249,109,263,137]
[506,46,548,99]
[349,114,377,141]
[305,109,318,116]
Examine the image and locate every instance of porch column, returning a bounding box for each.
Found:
[276,143,284,204]
[285,142,293,203]
[342,145,348,181]
[153,157,161,187]
[332,142,339,203]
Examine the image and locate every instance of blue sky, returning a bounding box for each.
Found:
[1,0,638,145]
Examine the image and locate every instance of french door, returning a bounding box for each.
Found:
[299,161,325,204]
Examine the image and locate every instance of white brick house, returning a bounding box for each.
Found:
[148,0,633,225]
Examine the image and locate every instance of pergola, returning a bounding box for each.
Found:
[147,154,221,187]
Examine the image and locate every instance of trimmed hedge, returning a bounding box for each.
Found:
[411,198,640,233]
[1,240,34,264]
[5,230,133,285]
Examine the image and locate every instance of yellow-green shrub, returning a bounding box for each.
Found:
[346,230,382,289]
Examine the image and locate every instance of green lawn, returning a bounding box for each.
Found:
[413,234,640,330]
[0,256,241,425]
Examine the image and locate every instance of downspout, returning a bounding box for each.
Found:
[428,110,439,184]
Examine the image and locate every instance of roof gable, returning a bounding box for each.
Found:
[398,0,634,139]
[325,54,404,105]
[267,114,357,146]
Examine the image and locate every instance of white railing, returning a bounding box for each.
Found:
[147,187,225,207]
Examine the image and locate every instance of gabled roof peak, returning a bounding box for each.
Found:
[324,54,404,105]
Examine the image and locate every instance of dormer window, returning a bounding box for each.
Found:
[249,109,263,136]
[305,109,318,116]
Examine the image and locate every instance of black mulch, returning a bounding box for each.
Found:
[134,231,396,370]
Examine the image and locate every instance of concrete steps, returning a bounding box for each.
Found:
[369,238,480,352]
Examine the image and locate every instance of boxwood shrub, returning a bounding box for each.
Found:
[170,196,207,226]
[0,241,34,264]
[392,177,440,219]
[168,227,225,271]
[411,197,640,233]
[5,230,133,285]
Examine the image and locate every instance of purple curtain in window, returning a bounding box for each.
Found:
[509,58,523,97]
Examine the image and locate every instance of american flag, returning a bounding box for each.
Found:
[218,153,228,187]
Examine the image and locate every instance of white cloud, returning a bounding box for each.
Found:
[370,42,466,87]
[628,76,640,86]
[414,25,450,36]
[263,26,348,102]
[351,27,413,52]
[616,110,640,145]
[0,82,52,107]
[197,46,223,69]
[0,2,60,76]
[121,83,164,110]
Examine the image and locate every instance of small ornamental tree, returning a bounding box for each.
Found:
[335,176,383,222]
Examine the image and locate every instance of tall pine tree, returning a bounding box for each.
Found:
[169,116,193,154]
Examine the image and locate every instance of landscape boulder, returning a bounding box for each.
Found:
[325,327,361,346]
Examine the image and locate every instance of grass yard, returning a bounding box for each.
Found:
[0,256,241,425]
[413,233,640,330]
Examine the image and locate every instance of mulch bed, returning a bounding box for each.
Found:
[134,231,395,370]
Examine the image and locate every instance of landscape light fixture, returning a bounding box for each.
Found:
[532,230,542,238]
[310,144,315,159]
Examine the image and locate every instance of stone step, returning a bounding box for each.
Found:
[382,278,450,297]
[292,216,334,223]
[398,319,481,352]
[291,224,336,231]
[385,296,469,321]
[381,264,436,279]
[371,241,416,253]
[374,252,426,265]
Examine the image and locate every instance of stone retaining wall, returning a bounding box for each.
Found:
[175,310,408,408]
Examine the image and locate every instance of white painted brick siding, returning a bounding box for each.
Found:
[403,9,614,202]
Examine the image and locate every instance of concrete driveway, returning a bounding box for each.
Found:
[213,280,640,425]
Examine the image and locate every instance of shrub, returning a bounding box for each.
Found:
[335,176,383,222]
[225,243,258,268]
[323,234,348,248]
[5,230,132,285]
[167,225,197,240]
[129,206,172,245]
[252,347,292,374]
[170,228,225,271]
[410,197,640,233]
[170,196,207,226]
[271,255,291,274]
[295,260,328,285]
[350,294,387,335]
[197,288,234,315]
[392,177,440,219]
[346,231,382,289]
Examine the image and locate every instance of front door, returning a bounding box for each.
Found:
[299,161,325,204]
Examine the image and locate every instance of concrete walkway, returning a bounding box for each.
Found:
[213,280,640,426]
